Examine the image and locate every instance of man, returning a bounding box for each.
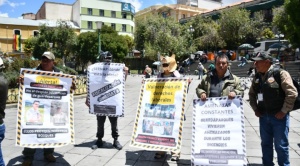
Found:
[0,57,8,166]
[248,52,297,166]
[144,65,152,78]
[22,52,60,166]
[208,62,215,73]
[196,53,243,100]
[52,106,68,125]
[26,101,42,123]
[197,62,204,80]
[86,51,128,150]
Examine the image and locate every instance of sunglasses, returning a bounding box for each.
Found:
[162,64,169,67]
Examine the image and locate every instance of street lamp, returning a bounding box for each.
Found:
[275,32,284,60]
[188,25,194,47]
[96,21,103,59]
[187,25,194,74]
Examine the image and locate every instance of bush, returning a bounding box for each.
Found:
[3,71,19,88]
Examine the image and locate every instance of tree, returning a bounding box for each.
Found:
[134,14,187,60]
[100,26,128,62]
[285,0,300,47]
[218,7,251,49]
[31,21,76,61]
[191,15,225,52]
[23,37,38,56]
[75,32,98,71]
[123,35,134,53]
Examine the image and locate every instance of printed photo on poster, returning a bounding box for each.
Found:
[25,100,44,125]
[142,119,174,136]
[50,101,68,126]
[144,103,176,119]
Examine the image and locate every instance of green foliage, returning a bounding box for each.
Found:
[123,35,135,53]
[2,57,77,88]
[280,0,300,47]
[261,28,274,40]
[3,71,19,88]
[55,66,78,75]
[23,37,38,56]
[31,21,77,60]
[101,32,128,62]
[134,14,187,60]
[191,16,225,51]
[218,7,251,49]
[75,31,98,68]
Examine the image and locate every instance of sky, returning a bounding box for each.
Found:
[0,0,242,18]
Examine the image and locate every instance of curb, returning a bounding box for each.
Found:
[5,94,87,109]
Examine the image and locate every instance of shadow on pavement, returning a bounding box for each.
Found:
[74,140,113,149]
[6,149,69,166]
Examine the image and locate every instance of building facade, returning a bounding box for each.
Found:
[177,0,222,10]
[135,4,207,22]
[0,17,79,56]
[73,0,135,36]
[34,0,135,37]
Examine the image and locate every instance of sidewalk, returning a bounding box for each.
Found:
[3,75,300,166]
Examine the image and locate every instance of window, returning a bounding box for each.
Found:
[182,14,186,19]
[131,26,133,33]
[131,15,133,20]
[14,29,21,35]
[88,8,93,15]
[122,13,127,19]
[88,21,93,29]
[33,30,39,37]
[111,23,116,30]
[122,24,126,32]
[111,11,116,18]
[99,9,104,16]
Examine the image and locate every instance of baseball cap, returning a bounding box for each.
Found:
[251,52,272,61]
[42,51,55,60]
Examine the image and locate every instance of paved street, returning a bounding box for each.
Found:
[3,74,300,166]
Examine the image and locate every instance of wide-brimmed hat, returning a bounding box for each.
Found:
[42,51,55,60]
[160,54,177,72]
[251,52,272,61]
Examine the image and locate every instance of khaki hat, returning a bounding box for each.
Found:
[42,52,55,60]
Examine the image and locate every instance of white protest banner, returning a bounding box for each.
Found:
[192,96,246,165]
[130,78,188,151]
[87,63,125,117]
[16,69,76,148]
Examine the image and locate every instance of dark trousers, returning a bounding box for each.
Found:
[22,148,54,160]
[96,116,119,140]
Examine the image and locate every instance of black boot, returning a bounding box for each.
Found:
[91,139,103,150]
[113,139,122,150]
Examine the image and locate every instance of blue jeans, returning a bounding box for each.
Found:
[259,114,290,166]
[0,124,5,166]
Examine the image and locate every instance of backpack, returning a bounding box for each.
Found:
[268,68,300,111]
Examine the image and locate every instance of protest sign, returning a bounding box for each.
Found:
[16,69,76,148]
[192,96,246,165]
[130,78,188,151]
[87,62,125,117]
